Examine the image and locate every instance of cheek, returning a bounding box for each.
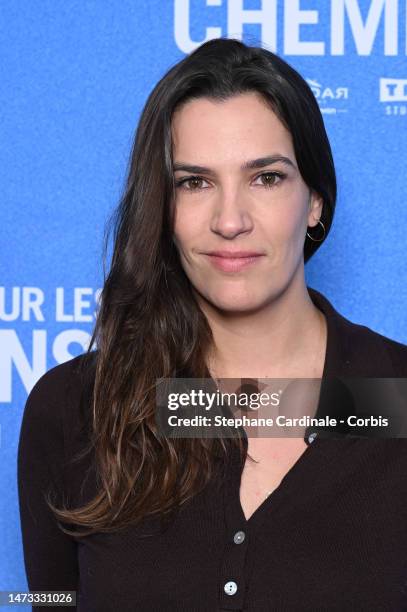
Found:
[262,202,307,267]
[276,216,302,242]
[268,197,307,243]
[173,207,203,254]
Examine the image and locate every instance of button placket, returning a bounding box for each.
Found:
[219,441,250,610]
[218,534,248,609]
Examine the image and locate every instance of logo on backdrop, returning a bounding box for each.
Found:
[379,78,407,116]
[0,287,101,403]
[306,79,349,114]
[174,0,405,56]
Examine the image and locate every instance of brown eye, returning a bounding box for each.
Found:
[175,176,209,191]
[254,172,285,188]
[187,178,204,190]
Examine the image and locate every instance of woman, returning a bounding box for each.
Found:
[18,37,407,611]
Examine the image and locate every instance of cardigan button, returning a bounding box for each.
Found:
[233,530,245,544]
[224,581,238,596]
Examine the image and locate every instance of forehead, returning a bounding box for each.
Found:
[171,92,294,161]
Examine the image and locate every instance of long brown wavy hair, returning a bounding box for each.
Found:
[47,37,337,537]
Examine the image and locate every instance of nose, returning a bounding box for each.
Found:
[210,185,254,239]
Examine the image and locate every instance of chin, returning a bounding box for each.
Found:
[206,291,265,314]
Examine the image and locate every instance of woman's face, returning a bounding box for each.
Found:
[171,92,322,313]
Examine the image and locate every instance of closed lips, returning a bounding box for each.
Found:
[205,251,263,258]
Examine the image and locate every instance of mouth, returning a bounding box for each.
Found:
[202,252,265,273]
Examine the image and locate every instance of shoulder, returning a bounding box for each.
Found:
[308,287,407,377]
[23,351,97,414]
[19,351,97,454]
[340,315,407,377]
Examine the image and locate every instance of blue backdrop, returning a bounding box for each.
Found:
[1,0,406,604]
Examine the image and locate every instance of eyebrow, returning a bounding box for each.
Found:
[172,155,296,175]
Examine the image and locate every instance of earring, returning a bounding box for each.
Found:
[306,219,326,243]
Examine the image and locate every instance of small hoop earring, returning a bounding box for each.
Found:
[306,219,326,243]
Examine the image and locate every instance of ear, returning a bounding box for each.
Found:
[307,191,324,228]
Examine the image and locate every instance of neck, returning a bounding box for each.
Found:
[196,276,327,379]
